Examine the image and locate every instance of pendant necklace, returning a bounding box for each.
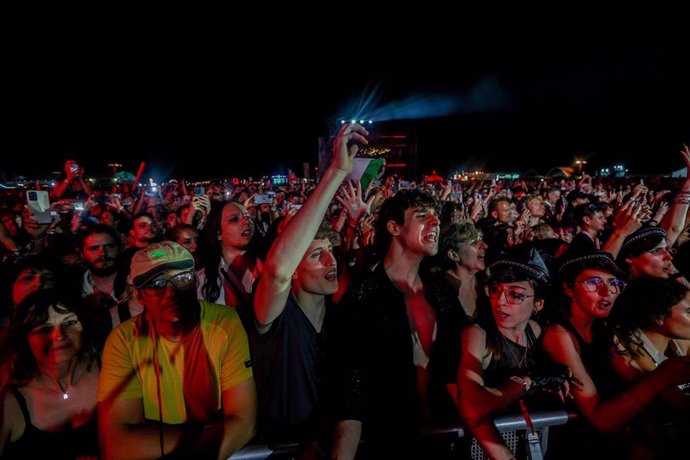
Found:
[46,361,76,400]
[502,333,529,369]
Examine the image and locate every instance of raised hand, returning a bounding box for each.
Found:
[611,199,644,236]
[331,122,369,175]
[337,180,375,222]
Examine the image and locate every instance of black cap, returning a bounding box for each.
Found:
[618,226,667,261]
[558,250,624,282]
[489,245,550,285]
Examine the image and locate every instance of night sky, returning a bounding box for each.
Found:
[4,32,689,182]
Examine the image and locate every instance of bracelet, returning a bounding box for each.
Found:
[509,375,529,392]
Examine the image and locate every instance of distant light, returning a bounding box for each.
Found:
[359,120,364,124]
[368,120,373,124]
[340,120,345,124]
[151,186,157,192]
[351,119,356,124]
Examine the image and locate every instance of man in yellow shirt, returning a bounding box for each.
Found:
[97,241,256,459]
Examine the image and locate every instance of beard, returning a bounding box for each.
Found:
[88,258,119,277]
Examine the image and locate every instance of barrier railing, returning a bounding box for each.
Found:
[228,409,578,460]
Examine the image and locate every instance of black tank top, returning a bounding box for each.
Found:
[3,387,99,460]
[484,323,538,388]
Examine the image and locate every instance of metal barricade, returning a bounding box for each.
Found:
[228,410,577,460]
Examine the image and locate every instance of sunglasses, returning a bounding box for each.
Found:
[140,271,196,296]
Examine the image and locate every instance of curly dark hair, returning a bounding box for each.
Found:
[610,277,689,359]
[6,288,100,386]
[373,188,440,259]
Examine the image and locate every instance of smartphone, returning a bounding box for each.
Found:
[255,194,272,204]
[69,163,79,174]
[193,186,206,196]
[73,201,85,211]
[92,195,108,204]
[291,204,303,210]
[111,193,121,199]
[26,190,52,224]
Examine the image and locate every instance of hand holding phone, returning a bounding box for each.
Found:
[26,190,52,224]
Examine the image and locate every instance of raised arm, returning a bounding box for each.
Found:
[254,123,368,330]
[660,144,690,245]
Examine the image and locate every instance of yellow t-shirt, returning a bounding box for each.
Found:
[97,301,253,424]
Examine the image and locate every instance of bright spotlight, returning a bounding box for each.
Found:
[351,119,356,124]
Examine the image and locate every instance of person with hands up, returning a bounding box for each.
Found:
[250,122,368,446]
[52,160,92,201]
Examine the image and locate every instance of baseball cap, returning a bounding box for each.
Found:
[130,241,195,289]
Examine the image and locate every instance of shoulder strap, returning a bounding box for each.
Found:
[219,268,252,309]
[526,323,538,347]
[10,387,32,425]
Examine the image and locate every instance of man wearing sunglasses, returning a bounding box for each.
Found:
[97,241,256,459]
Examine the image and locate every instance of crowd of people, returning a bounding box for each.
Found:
[0,132,689,459]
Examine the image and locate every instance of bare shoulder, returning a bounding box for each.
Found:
[528,319,542,338]
[1,387,25,443]
[542,323,582,363]
[463,323,487,343]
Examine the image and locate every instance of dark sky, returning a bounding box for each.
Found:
[4,33,689,181]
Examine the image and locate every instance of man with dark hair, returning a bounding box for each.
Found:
[97,241,256,459]
[327,187,441,458]
[79,224,131,339]
[569,203,607,252]
[126,212,158,251]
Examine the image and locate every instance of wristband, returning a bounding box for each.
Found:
[510,375,529,392]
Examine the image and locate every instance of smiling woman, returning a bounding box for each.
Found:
[0,288,101,459]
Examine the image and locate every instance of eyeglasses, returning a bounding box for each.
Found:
[485,285,535,305]
[574,277,626,294]
[139,271,196,296]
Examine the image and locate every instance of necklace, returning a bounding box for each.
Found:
[43,361,77,400]
[501,334,529,369]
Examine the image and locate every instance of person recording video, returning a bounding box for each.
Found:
[52,159,93,200]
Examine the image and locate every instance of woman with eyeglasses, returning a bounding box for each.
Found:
[0,288,101,459]
[457,245,564,460]
[542,250,690,459]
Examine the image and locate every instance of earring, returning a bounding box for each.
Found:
[655,318,664,326]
